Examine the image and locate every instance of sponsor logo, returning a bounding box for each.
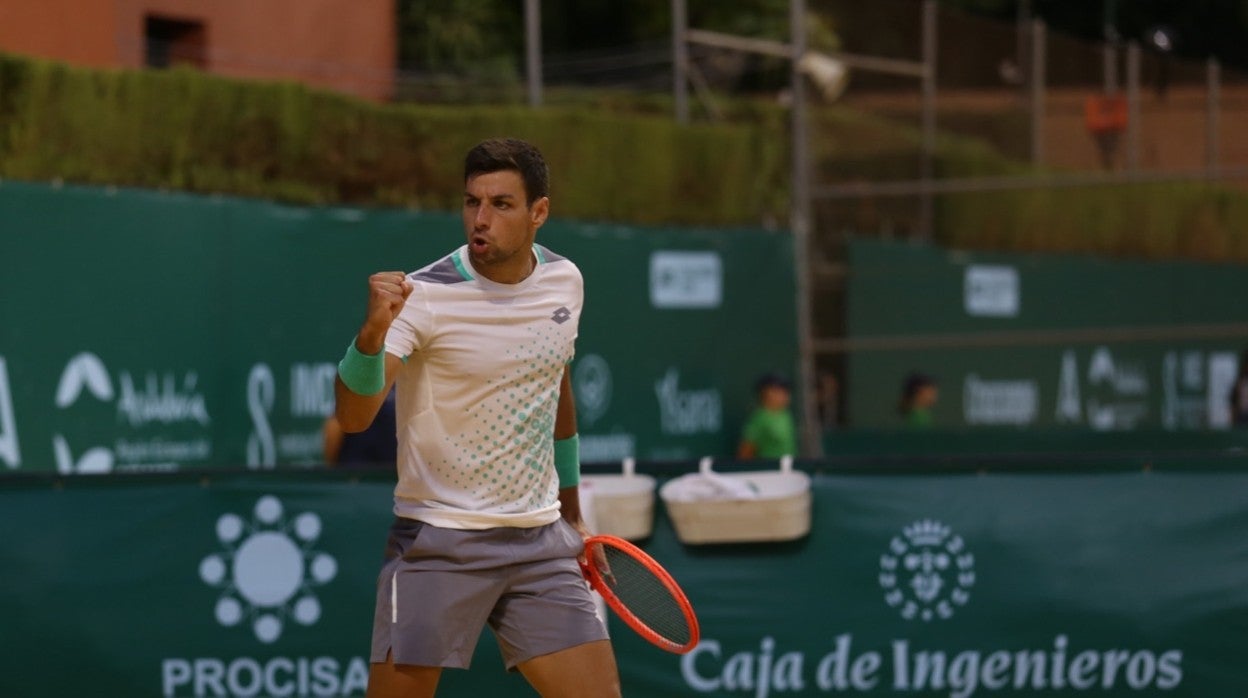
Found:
[199,496,338,644]
[1205,352,1240,429]
[682,634,1184,696]
[116,372,210,428]
[573,354,613,426]
[683,517,1184,696]
[963,265,1020,318]
[880,519,974,622]
[247,362,337,468]
[551,306,572,324]
[53,352,212,473]
[161,656,369,698]
[53,353,117,474]
[1163,350,1240,430]
[1162,350,1206,430]
[650,251,723,309]
[654,368,722,435]
[963,375,1038,426]
[580,434,636,462]
[0,356,19,468]
[1056,347,1148,430]
[163,496,366,697]
[55,352,115,407]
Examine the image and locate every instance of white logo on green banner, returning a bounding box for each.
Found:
[53,351,213,473]
[880,519,975,622]
[649,250,723,309]
[199,495,338,643]
[963,265,1020,317]
[53,352,116,474]
[655,368,722,435]
[573,354,613,426]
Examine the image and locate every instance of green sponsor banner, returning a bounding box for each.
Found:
[845,239,1248,430]
[2,465,1246,696]
[660,470,1245,697]
[849,342,1244,431]
[0,181,795,473]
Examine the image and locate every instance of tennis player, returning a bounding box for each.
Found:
[334,138,620,698]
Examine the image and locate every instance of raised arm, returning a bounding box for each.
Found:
[334,271,410,433]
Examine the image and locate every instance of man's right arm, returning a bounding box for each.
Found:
[334,272,412,433]
[333,350,403,433]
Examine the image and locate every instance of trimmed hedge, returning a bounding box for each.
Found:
[931,138,1248,263]
[3,51,1248,261]
[0,53,787,227]
[809,105,1248,263]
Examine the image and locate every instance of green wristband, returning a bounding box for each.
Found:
[554,434,580,487]
[338,339,385,396]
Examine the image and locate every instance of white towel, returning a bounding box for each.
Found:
[662,471,760,503]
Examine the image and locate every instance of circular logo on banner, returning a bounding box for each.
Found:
[52,352,116,474]
[200,495,338,643]
[573,354,613,426]
[879,519,975,622]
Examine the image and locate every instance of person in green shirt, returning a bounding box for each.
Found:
[737,373,797,458]
[899,372,938,428]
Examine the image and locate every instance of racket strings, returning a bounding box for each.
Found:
[599,545,693,646]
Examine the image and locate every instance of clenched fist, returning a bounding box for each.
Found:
[356,271,412,353]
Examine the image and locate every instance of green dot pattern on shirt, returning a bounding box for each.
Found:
[441,319,574,511]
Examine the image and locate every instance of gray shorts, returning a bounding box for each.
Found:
[369,516,609,670]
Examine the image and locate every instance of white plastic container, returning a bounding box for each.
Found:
[660,456,812,544]
[580,458,657,541]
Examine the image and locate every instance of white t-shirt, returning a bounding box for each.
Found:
[384,244,582,529]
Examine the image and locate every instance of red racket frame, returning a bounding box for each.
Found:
[579,534,700,654]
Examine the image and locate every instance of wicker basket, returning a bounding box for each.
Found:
[660,456,811,544]
[581,458,656,541]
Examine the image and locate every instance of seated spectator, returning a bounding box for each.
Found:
[899,372,938,429]
[738,373,797,459]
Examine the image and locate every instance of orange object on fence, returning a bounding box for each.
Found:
[1085,94,1128,136]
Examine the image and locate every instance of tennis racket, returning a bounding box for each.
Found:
[579,535,700,654]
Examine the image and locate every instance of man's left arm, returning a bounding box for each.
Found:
[554,365,587,534]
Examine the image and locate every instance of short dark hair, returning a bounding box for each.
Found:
[901,372,936,400]
[464,138,549,206]
[755,372,792,396]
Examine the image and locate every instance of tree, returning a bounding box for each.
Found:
[943,0,1248,70]
[397,0,522,73]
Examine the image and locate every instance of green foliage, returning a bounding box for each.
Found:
[398,0,521,72]
[4,51,1248,261]
[806,103,1248,263]
[395,0,523,99]
[0,52,786,226]
[936,181,1248,263]
[929,135,1248,262]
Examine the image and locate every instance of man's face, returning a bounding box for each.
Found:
[462,170,548,272]
[761,385,791,410]
[915,384,939,409]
